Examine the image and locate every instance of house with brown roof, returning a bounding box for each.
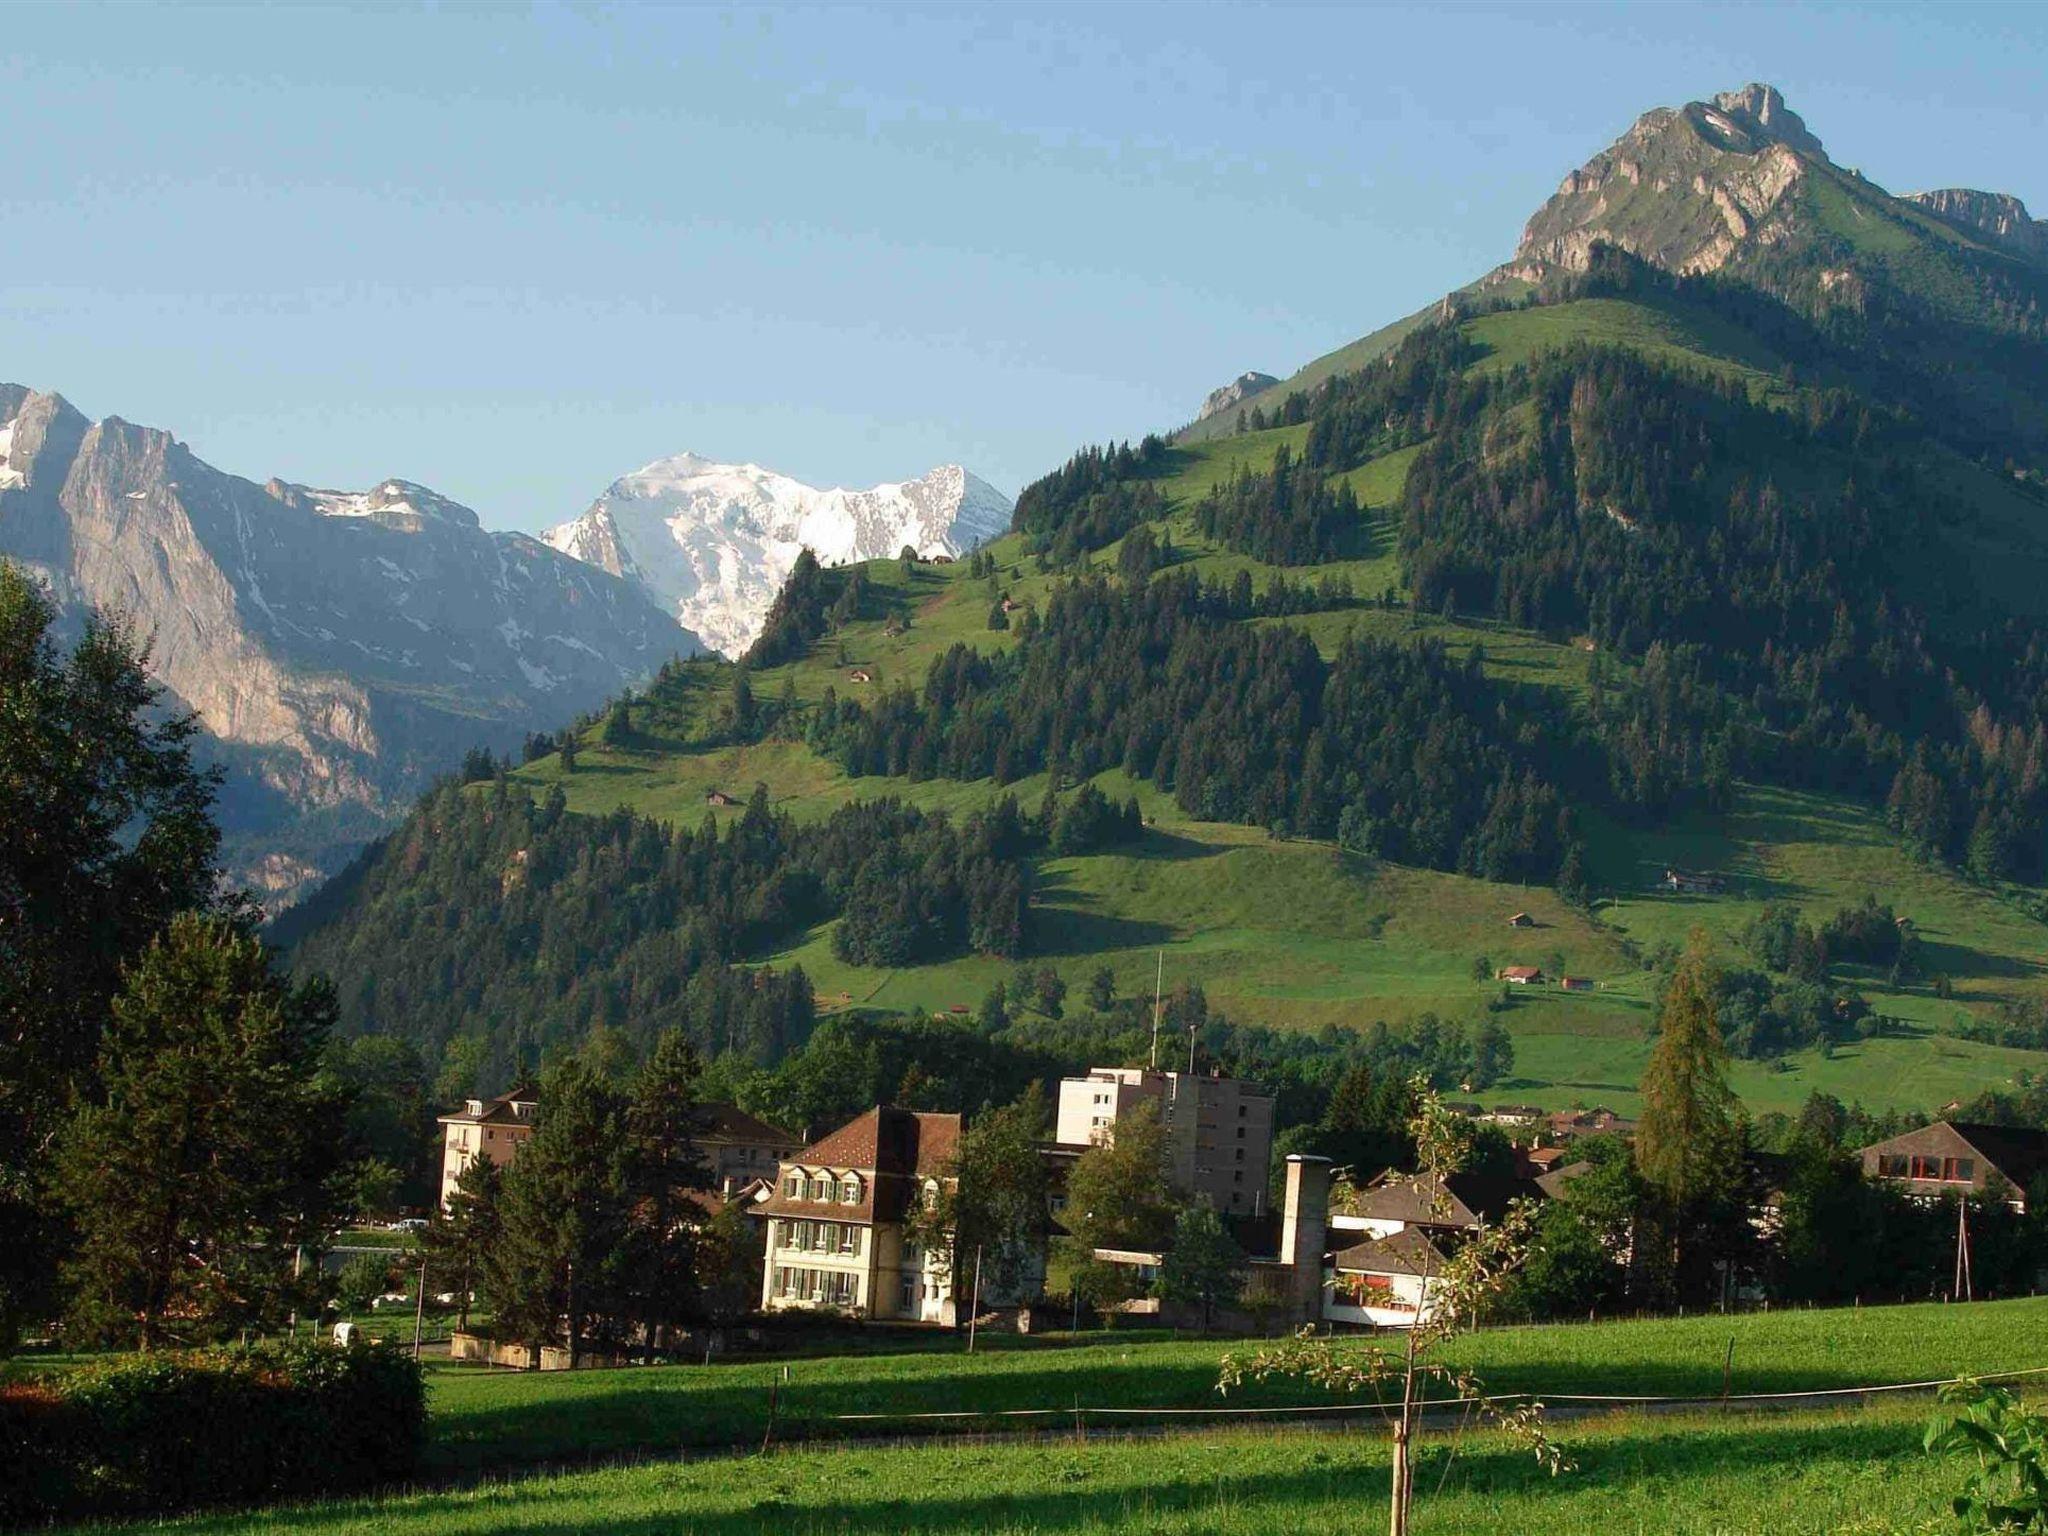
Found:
[750,1105,988,1324]
[1860,1121,2048,1211]
[436,1085,538,1209]
[705,789,738,807]
[1326,1227,1451,1327]
[1498,966,1544,985]
[1328,1168,1546,1243]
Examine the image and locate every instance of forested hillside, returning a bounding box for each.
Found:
[280,95,2048,1132]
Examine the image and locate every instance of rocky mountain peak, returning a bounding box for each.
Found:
[1707,83,1826,159]
[1196,371,1281,423]
[1507,82,1835,282]
[1906,188,2048,267]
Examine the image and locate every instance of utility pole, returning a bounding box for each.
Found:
[966,1246,985,1354]
[1955,1197,1974,1302]
[412,1254,428,1361]
[1150,951,1164,1069]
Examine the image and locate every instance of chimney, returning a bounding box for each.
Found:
[1280,1154,1332,1324]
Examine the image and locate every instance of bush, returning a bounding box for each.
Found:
[0,1341,424,1523]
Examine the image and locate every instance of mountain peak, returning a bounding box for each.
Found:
[545,452,1013,657]
[1508,81,1836,281]
[1906,187,2048,266]
[1706,83,1826,159]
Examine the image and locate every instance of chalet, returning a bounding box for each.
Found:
[1661,867,1726,894]
[1506,912,1533,928]
[1498,966,1543,985]
[1558,975,1597,992]
[1328,1168,1546,1242]
[704,789,738,807]
[999,597,1021,613]
[1326,1228,1453,1326]
[697,1104,805,1198]
[1478,1104,1545,1128]
[848,669,873,684]
[930,553,954,565]
[750,1105,1044,1324]
[1860,1121,2048,1211]
[1546,1106,1636,1141]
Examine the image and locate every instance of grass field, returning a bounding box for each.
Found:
[410,1296,2048,1472]
[65,1298,2048,1533]
[82,1405,1961,1535]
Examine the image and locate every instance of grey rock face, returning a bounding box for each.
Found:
[1907,189,2048,267]
[1196,372,1281,423]
[0,385,699,903]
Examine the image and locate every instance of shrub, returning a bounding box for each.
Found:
[0,1341,424,1523]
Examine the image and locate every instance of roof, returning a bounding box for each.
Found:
[1864,1121,2048,1190]
[748,1106,962,1224]
[1534,1160,1593,1199]
[698,1102,802,1148]
[437,1085,538,1127]
[1500,966,1542,980]
[1330,1226,1450,1279]
[1337,1170,1545,1229]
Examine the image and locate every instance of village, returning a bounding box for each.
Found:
[426,1061,2043,1363]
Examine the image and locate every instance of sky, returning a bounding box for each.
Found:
[3,2,2046,534]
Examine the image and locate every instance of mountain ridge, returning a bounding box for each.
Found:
[0,382,700,901]
[543,453,1012,658]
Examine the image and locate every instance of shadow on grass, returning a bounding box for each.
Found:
[421,1343,1951,1477]
[268,1411,1931,1535]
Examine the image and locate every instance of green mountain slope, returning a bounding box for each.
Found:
[282,83,2048,1126]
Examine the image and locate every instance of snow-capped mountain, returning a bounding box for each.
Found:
[0,383,699,901]
[544,454,1013,657]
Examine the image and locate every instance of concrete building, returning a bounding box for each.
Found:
[698,1104,805,1199]
[1054,1066,1275,1215]
[750,1106,975,1323]
[436,1085,538,1209]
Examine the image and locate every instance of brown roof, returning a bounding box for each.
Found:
[1330,1226,1449,1278]
[1499,966,1542,981]
[437,1084,538,1127]
[1534,1160,1593,1199]
[698,1102,802,1149]
[1338,1170,1545,1230]
[748,1106,962,1224]
[1862,1120,2048,1191]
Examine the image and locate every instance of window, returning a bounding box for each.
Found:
[1876,1154,1910,1178]
[784,1172,803,1198]
[839,1225,859,1254]
[1947,1158,1976,1182]
[809,1175,832,1201]
[841,1174,863,1204]
[1236,1127,1245,1140]
[1236,1148,1245,1162]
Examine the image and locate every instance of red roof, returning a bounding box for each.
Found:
[749,1106,962,1224]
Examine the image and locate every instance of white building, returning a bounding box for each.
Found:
[1054,1066,1275,1215]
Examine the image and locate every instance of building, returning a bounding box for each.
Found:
[1558,975,1597,993]
[437,1086,538,1208]
[705,789,738,807]
[1498,966,1543,985]
[751,1105,977,1323]
[1326,1228,1450,1327]
[1328,1168,1543,1242]
[1546,1106,1636,1142]
[1860,1121,2048,1210]
[698,1103,805,1197]
[1054,1066,1275,1215]
[436,1089,798,1210]
[1506,912,1533,928]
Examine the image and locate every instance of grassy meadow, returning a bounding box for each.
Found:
[76,1406,1961,1536]
[59,1297,2048,1534]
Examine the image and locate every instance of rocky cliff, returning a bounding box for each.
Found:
[0,385,698,902]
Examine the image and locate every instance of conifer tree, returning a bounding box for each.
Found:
[1635,930,1744,1297]
[424,1154,502,1333]
[1155,1200,1245,1331]
[58,914,344,1348]
[0,562,225,1348]
[621,1030,713,1359]
[485,1057,631,1366]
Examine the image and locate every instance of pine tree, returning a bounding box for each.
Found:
[58,914,344,1348]
[424,1155,502,1332]
[0,562,226,1348]
[485,1057,631,1366]
[620,1030,713,1360]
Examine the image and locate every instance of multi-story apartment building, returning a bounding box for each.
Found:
[750,1106,966,1323]
[1053,1066,1275,1215]
[436,1088,798,1210]
[436,1085,539,1209]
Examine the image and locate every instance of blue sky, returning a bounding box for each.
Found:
[3,2,2044,532]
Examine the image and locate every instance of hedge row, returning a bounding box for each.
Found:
[0,1341,425,1524]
